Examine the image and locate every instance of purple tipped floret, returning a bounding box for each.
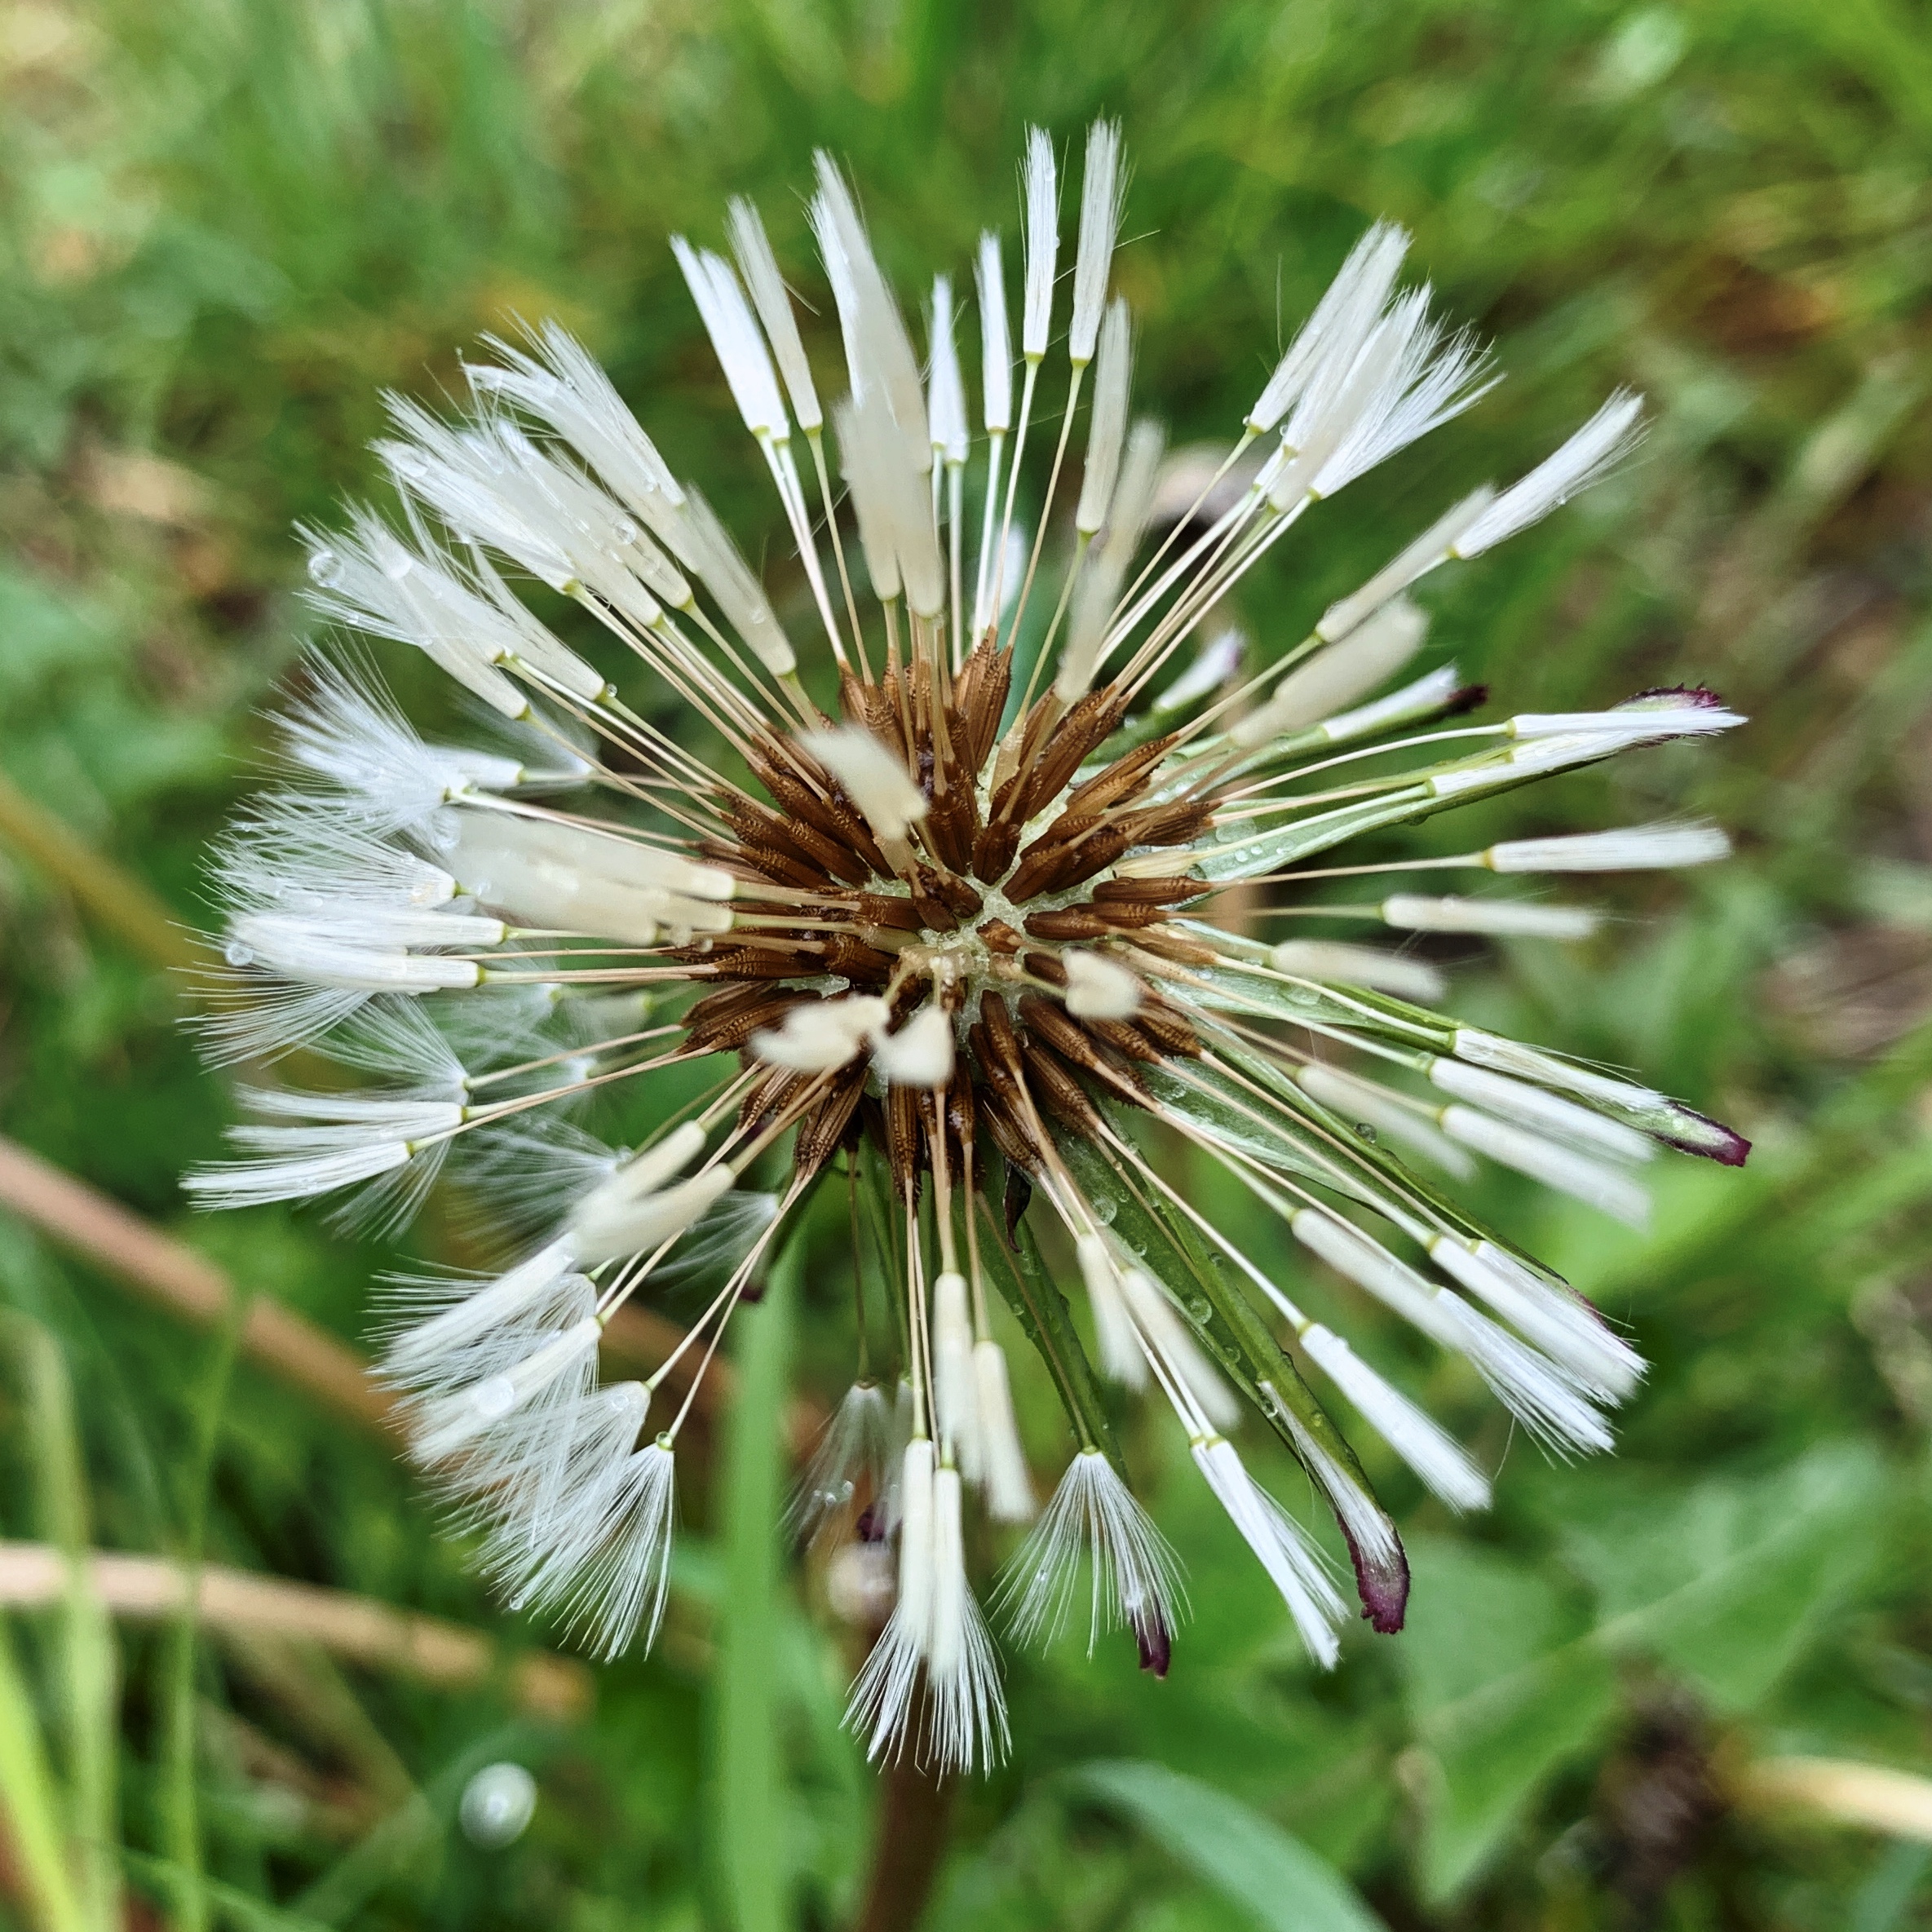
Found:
[1342,1525,1409,1634]
[1662,1104,1751,1167]
[1134,1609,1172,1678]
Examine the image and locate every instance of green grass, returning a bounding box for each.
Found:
[2,1,1931,1926]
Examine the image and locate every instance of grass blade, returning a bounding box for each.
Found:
[710,1240,798,1932]
[3,1315,122,1932]
[0,1611,86,1932]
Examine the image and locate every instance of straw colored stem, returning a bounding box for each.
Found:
[0,1134,816,1451]
[1735,1756,1932,1841]
[0,1134,392,1437]
[0,1542,591,1722]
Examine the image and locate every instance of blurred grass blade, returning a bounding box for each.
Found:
[0,1137,396,1440]
[291,1724,528,1925]
[219,1634,413,1809]
[0,767,202,974]
[0,1612,86,1932]
[164,1295,248,1932]
[125,1846,356,1930]
[0,1543,590,1718]
[711,1243,798,1932]
[1069,1760,1386,1932]
[2,1315,122,1932]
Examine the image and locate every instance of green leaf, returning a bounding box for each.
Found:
[1205,1037,1492,1249]
[1177,953,1453,1055]
[1069,1759,1387,1932]
[1191,743,1620,884]
[1567,1440,1887,1710]
[1193,789,1439,882]
[1139,1058,1346,1189]
[1400,1536,1617,1903]
[710,1240,798,1932]
[1850,1841,1932,1932]
[1055,1126,1354,1481]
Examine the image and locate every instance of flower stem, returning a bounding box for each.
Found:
[853,1745,954,1932]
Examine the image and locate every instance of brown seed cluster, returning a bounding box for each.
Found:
[671,639,1216,1199]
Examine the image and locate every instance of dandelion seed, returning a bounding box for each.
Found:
[973,1340,1036,1523]
[789,1380,894,1544]
[1484,822,1731,873]
[975,232,1013,435]
[1231,598,1430,747]
[1192,1435,1346,1666]
[1000,1448,1183,1660]
[1074,300,1133,537]
[1270,944,1446,1006]
[1382,895,1601,941]
[932,1271,983,1477]
[1441,1107,1652,1227]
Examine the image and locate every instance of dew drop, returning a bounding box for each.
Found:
[612,515,640,546]
[458,1763,537,1849]
[1091,1197,1117,1227]
[306,547,343,588]
[382,550,414,581]
[223,939,255,967]
[391,449,427,481]
[471,1375,518,1422]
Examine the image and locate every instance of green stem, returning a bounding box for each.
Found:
[163,1292,246,1932]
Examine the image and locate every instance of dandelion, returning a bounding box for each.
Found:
[189,122,1749,1777]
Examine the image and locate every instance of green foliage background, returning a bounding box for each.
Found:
[2,0,1930,1926]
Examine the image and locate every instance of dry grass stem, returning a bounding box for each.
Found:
[0,1541,592,1720]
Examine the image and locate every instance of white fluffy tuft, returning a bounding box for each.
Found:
[999,1448,1183,1656]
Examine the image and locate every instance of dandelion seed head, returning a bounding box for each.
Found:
[188,119,1747,1776]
